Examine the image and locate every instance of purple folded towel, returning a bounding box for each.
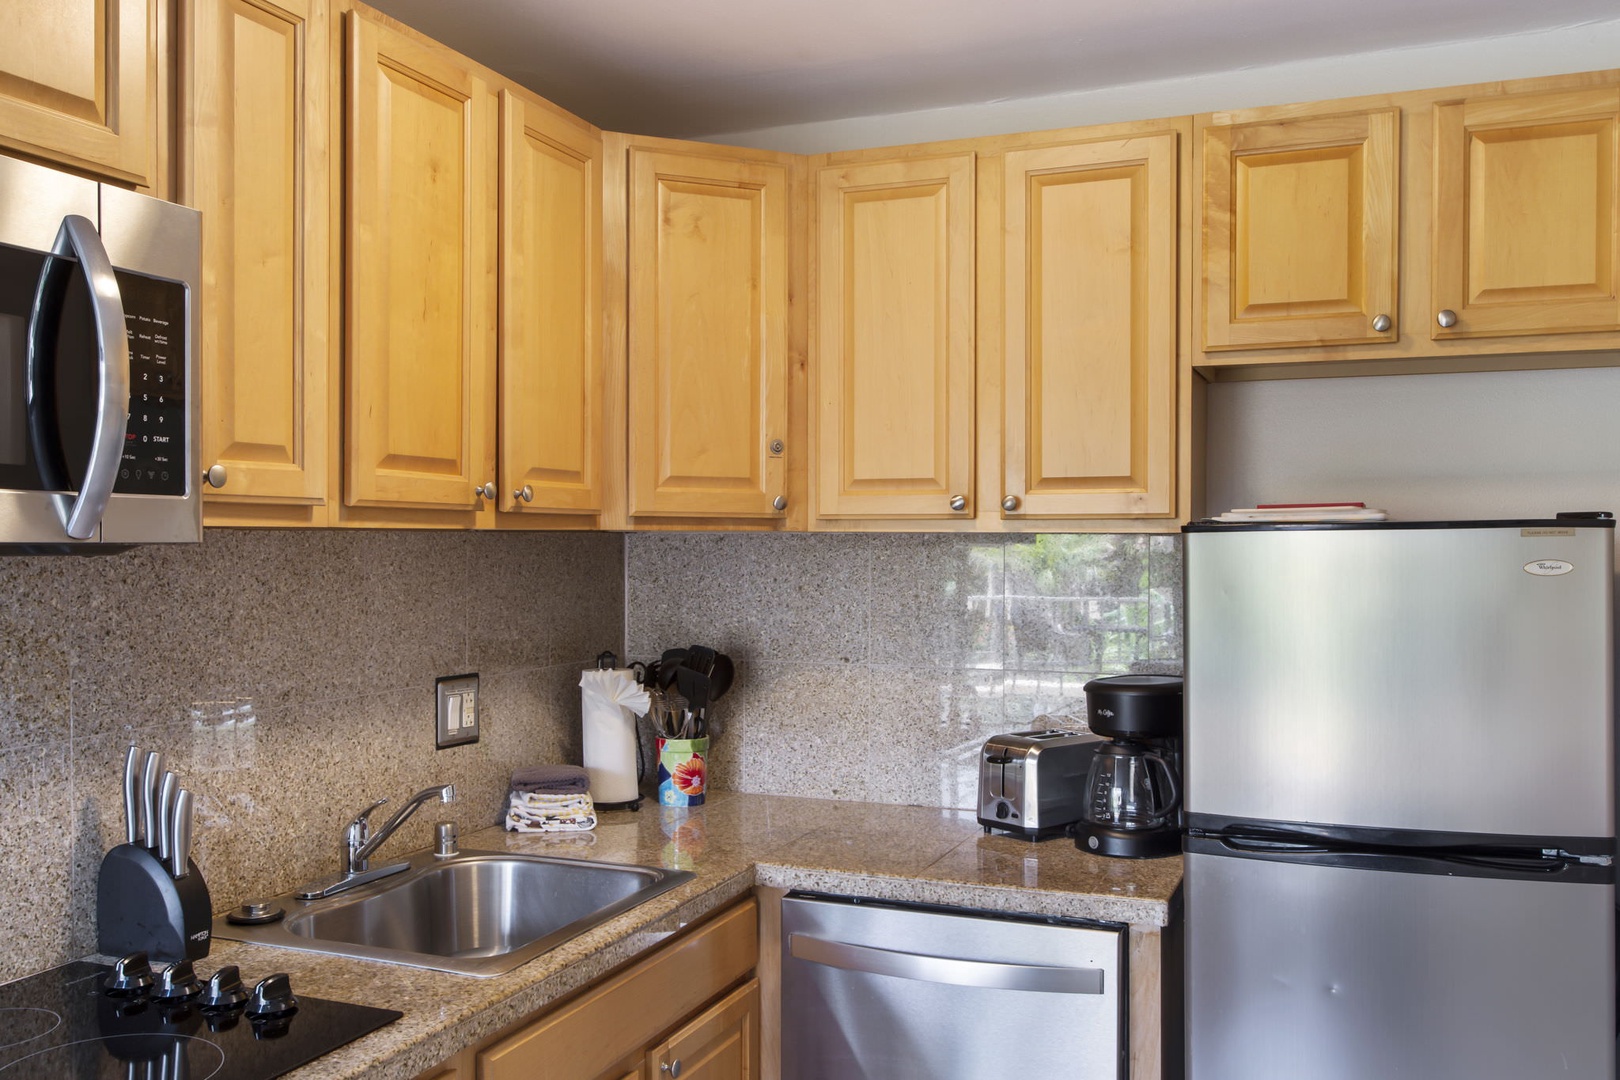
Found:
[510,764,591,795]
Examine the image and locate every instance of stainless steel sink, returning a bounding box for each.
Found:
[213,851,695,977]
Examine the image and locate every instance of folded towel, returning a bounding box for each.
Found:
[505,791,597,833]
[510,764,591,795]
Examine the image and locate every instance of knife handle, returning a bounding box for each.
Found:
[156,772,178,864]
[123,745,142,846]
[140,751,164,851]
[171,789,194,878]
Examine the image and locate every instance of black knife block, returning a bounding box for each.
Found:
[96,844,212,963]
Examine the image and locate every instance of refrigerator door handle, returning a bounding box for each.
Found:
[788,933,1105,994]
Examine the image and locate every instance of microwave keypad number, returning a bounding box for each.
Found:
[113,272,186,497]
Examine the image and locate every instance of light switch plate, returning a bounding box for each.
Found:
[435,673,480,749]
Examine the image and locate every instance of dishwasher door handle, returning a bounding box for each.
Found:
[788,933,1104,994]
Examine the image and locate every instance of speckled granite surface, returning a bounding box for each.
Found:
[0,529,624,984]
[174,790,1182,1080]
[625,532,1184,807]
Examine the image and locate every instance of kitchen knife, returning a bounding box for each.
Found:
[171,788,193,878]
[122,745,142,846]
[140,751,164,852]
[156,771,178,865]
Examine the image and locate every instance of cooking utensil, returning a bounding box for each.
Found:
[685,645,716,677]
[676,665,710,715]
[140,751,164,852]
[122,745,142,846]
[709,653,735,701]
[657,649,688,689]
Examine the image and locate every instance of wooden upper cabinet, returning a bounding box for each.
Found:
[1202,108,1399,350]
[1432,86,1620,339]
[345,7,495,510]
[813,155,974,519]
[1001,134,1179,518]
[186,0,331,511]
[650,978,761,1080]
[0,0,156,185]
[627,148,788,518]
[499,89,603,515]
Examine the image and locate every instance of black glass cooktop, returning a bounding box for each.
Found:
[0,961,402,1080]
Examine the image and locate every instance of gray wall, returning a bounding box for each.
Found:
[625,532,1182,810]
[1203,365,1620,520]
[0,529,622,983]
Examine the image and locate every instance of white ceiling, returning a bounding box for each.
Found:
[365,0,1620,138]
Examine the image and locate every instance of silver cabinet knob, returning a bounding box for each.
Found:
[949,495,968,512]
[514,485,533,503]
[772,495,787,512]
[1371,313,1392,333]
[1001,495,1020,512]
[203,464,228,489]
[768,438,785,455]
[662,1061,682,1078]
[1436,309,1458,328]
[475,482,496,501]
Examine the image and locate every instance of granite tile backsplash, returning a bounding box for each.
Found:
[0,529,623,983]
[626,532,1184,809]
[0,526,1183,983]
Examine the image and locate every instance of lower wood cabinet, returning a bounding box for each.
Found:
[446,897,759,1080]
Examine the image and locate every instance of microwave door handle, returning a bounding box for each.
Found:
[51,214,129,540]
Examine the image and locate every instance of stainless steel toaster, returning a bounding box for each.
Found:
[977,729,1101,839]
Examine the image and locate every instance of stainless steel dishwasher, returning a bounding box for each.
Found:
[781,892,1125,1079]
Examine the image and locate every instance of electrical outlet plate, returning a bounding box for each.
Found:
[435,673,480,749]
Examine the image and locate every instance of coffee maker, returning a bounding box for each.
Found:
[1075,674,1183,858]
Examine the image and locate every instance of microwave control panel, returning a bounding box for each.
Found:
[112,271,187,497]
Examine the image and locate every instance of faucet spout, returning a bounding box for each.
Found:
[293,783,456,901]
[348,783,455,873]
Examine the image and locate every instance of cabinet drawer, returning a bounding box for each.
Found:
[479,898,758,1080]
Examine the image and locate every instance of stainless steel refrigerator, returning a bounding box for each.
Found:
[1184,518,1615,1080]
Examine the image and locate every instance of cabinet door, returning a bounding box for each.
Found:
[813,155,974,520]
[346,8,494,510]
[648,979,761,1080]
[1202,109,1399,349]
[187,0,330,509]
[1432,87,1620,338]
[1001,135,1178,518]
[0,0,154,185]
[627,149,788,518]
[500,89,603,515]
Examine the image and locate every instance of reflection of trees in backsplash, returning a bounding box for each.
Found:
[1003,535,1152,670]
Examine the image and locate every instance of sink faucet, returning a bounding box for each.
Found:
[295,784,455,900]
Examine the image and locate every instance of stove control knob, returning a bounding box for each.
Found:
[153,959,202,1002]
[104,952,155,996]
[246,973,299,1019]
[200,965,250,1010]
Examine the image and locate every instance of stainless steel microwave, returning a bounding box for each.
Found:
[0,155,200,551]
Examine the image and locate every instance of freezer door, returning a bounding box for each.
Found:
[1186,850,1615,1080]
[1186,524,1614,838]
[781,894,1124,1080]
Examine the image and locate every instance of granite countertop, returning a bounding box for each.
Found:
[199,790,1184,1080]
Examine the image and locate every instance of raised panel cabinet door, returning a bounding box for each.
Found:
[649,979,761,1080]
[813,155,974,520]
[499,89,603,515]
[346,9,494,509]
[1433,87,1620,338]
[627,149,788,518]
[0,0,154,184]
[1202,108,1399,349]
[187,0,330,508]
[1002,135,1178,518]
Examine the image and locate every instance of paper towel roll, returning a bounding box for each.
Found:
[581,668,643,804]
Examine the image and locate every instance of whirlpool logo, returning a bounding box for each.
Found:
[1523,560,1575,577]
